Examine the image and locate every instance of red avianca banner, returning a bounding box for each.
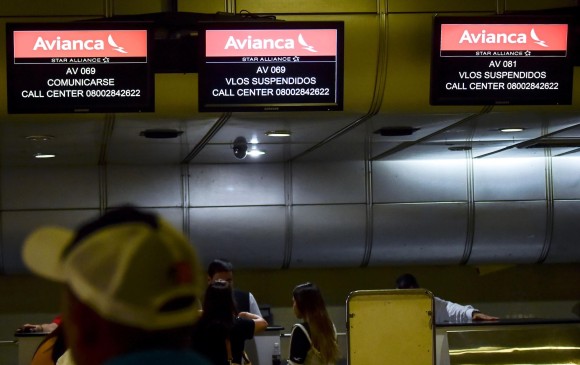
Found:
[205,28,338,57]
[12,30,148,58]
[440,24,568,51]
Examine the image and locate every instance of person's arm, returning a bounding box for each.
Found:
[19,322,58,333]
[471,311,499,321]
[287,325,311,365]
[445,300,477,323]
[19,315,61,333]
[248,292,262,317]
[237,311,268,333]
[441,298,498,323]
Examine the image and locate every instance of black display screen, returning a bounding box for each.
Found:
[198,21,344,112]
[6,22,154,113]
[430,16,573,105]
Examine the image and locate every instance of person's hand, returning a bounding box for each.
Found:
[472,312,499,321]
[17,324,43,333]
[17,323,58,333]
[237,311,255,319]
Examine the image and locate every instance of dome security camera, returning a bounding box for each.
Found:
[233,136,248,159]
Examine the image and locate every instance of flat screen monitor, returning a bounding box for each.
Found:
[6,22,154,113]
[198,21,344,112]
[430,16,573,105]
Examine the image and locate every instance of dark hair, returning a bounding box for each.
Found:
[395,273,420,289]
[207,258,233,277]
[292,282,340,364]
[198,280,237,337]
[32,324,66,364]
[50,325,67,363]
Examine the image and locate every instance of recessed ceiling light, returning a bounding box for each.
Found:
[247,149,265,157]
[265,130,291,137]
[34,153,55,159]
[500,128,524,133]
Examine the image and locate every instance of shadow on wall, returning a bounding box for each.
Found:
[572,302,580,318]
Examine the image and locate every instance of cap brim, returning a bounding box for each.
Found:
[23,226,74,282]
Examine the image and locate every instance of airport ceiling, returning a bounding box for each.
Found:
[2,6,580,167]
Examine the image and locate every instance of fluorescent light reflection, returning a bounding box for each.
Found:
[450,344,580,365]
[34,153,56,159]
[247,148,265,157]
[450,345,580,355]
[265,130,291,137]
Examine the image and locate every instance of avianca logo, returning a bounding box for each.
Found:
[32,34,128,53]
[206,29,337,57]
[458,28,548,47]
[107,35,128,53]
[298,34,316,52]
[224,33,318,52]
[530,29,547,47]
[13,30,148,58]
[440,24,568,52]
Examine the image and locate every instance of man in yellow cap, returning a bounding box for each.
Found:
[22,206,211,365]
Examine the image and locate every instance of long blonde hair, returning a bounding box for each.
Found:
[293,282,340,364]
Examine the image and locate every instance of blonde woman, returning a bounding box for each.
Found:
[288,283,340,365]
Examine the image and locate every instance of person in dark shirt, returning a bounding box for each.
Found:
[207,259,262,316]
[191,280,267,365]
[288,282,340,365]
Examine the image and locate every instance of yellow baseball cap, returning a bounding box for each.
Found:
[22,206,203,331]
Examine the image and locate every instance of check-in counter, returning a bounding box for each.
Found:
[436,318,580,365]
[245,325,284,365]
[14,332,47,365]
[16,327,285,365]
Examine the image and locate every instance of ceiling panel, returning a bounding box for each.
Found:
[0,5,579,169]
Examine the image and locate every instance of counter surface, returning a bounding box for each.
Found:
[436,318,580,365]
